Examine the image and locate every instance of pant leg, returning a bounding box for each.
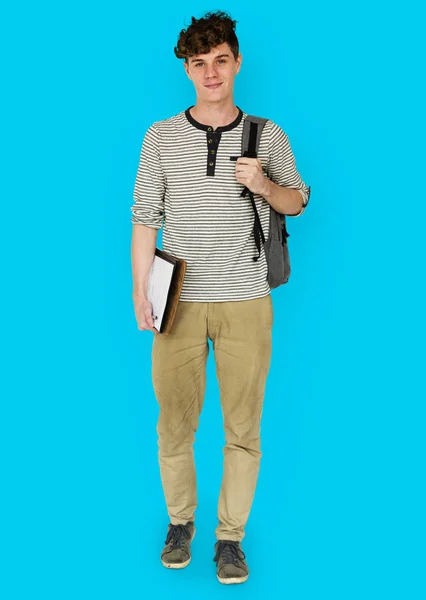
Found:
[152,300,209,525]
[210,294,273,542]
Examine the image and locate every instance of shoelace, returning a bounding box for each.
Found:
[213,540,245,565]
[165,524,191,551]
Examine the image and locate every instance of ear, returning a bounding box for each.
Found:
[183,61,192,80]
[235,53,242,74]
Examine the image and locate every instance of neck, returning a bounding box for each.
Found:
[190,99,239,130]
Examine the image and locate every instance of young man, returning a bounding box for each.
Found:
[130,11,310,585]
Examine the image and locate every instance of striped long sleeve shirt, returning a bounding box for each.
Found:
[131,106,310,302]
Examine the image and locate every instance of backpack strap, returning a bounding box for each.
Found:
[242,115,268,157]
[241,116,268,261]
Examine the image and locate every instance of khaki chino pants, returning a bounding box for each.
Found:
[151,294,273,542]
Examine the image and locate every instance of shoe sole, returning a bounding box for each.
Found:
[161,527,196,569]
[217,574,249,585]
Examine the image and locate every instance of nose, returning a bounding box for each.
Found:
[205,64,218,79]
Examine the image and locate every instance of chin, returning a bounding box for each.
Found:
[203,91,228,102]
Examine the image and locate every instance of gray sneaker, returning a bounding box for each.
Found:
[160,522,195,569]
[213,540,249,584]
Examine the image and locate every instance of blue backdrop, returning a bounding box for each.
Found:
[2,1,425,599]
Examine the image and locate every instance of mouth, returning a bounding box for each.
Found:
[204,83,223,89]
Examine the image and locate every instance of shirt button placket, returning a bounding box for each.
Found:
[206,130,221,176]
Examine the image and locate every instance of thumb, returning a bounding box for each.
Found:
[145,307,154,324]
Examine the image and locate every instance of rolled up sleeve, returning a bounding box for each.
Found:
[130,124,165,229]
[267,122,311,217]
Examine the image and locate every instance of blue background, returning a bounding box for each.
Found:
[1,1,425,598]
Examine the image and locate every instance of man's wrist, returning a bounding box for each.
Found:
[132,290,148,300]
[260,177,273,199]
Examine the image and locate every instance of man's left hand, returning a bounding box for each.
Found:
[235,157,268,196]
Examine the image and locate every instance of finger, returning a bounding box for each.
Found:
[237,159,261,168]
[235,164,256,172]
[138,322,157,333]
[236,157,256,165]
[144,308,154,326]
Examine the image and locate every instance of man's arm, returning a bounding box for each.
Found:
[131,224,158,332]
[259,179,307,216]
[130,123,165,332]
[131,224,157,299]
[235,121,310,217]
[235,157,310,216]
[260,121,310,217]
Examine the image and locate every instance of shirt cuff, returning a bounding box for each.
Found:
[289,186,310,217]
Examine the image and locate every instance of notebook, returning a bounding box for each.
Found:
[147,248,187,334]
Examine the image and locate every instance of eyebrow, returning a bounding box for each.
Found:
[190,54,230,63]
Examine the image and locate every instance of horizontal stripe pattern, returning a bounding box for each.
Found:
[131,108,310,302]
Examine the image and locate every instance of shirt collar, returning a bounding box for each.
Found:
[185,106,243,132]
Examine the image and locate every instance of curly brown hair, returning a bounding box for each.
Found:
[174,11,239,62]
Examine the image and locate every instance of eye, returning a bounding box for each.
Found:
[217,59,226,64]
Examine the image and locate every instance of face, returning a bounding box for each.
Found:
[183,42,242,103]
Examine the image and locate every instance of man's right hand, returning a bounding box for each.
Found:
[133,296,158,334]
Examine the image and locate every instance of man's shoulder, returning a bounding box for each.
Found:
[147,109,187,135]
[243,114,286,136]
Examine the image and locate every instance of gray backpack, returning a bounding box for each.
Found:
[239,115,291,289]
